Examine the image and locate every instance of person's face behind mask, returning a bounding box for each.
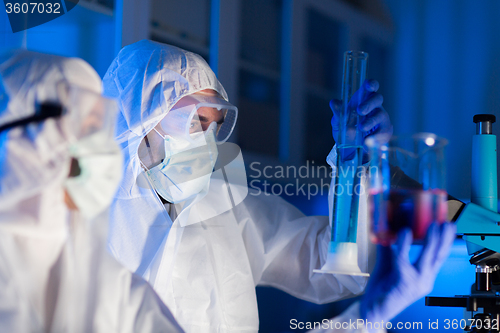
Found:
[139,90,228,204]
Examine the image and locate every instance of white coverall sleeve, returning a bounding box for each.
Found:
[235,147,373,304]
[125,274,185,333]
[309,302,386,333]
[96,254,185,333]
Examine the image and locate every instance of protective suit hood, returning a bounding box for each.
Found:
[103,39,227,143]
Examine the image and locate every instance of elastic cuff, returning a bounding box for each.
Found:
[326,145,337,168]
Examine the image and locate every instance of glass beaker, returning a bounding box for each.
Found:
[366,133,449,245]
[314,51,369,277]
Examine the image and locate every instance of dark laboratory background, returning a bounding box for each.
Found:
[2,0,500,332]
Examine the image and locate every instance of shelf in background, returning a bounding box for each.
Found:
[239,60,280,82]
[150,26,209,58]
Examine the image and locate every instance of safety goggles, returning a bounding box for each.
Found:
[159,92,238,144]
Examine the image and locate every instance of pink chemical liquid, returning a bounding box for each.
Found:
[369,189,448,245]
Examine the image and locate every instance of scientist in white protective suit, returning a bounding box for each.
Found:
[103,40,454,333]
[0,50,184,332]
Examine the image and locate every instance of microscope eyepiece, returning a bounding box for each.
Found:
[473,114,496,124]
[474,114,496,135]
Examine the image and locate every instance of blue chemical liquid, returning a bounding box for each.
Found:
[331,145,364,243]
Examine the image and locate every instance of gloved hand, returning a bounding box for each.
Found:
[360,222,456,331]
[330,79,392,159]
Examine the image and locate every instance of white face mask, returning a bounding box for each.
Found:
[143,127,219,204]
[65,132,123,220]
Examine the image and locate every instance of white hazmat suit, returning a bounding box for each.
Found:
[104,40,374,333]
[0,50,183,333]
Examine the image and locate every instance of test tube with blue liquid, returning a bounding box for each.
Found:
[314,51,370,277]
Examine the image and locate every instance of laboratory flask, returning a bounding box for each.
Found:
[366,133,448,245]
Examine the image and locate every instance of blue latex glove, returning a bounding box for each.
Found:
[360,222,456,331]
[330,79,393,159]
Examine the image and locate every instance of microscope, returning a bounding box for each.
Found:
[426,114,500,332]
